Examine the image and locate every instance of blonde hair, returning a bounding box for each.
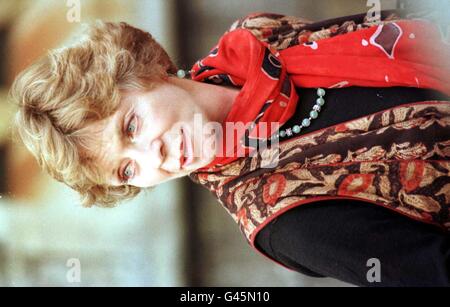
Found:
[9,21,178,207]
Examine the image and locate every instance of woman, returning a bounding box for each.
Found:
[10,9,450,286]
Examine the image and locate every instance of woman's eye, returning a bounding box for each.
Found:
[122,163,135,181]
[127,115,138,135]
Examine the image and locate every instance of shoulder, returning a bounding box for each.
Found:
[227,12,313,32]
[225,12,313,50]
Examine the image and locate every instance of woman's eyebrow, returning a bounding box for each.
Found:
[110,152,123,184]
[112,166,118,181]
[109,104,135,184]
[110,111,128,184]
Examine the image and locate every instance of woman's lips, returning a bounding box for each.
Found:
[179,133,184,168]
[181,127,194,168]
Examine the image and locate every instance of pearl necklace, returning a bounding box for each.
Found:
[269,87,326,142]
[176,69,326,143]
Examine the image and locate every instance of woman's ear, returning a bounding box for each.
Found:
[161,74,170,82]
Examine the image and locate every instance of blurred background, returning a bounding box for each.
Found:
[0,0,447,286]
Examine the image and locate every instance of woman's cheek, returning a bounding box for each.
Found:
[133,169,156,188]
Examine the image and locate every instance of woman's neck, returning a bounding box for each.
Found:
[167,76,241,124]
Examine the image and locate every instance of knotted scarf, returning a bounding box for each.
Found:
[190,12,450,171]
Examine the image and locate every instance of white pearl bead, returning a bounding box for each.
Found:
[280,88,324,138]
[177,69,186,78]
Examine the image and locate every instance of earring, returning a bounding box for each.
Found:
[176,69,192,79]
[177,69,187,79]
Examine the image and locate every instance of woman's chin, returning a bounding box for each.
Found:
[184,155,214,173]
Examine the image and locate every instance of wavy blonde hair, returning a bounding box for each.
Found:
[9,21,178,207]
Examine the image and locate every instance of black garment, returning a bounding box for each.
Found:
[255,86,450,286]
[278,86,449,142]
[255,199,450,287]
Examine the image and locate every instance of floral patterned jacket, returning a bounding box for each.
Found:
[188,11,450,258]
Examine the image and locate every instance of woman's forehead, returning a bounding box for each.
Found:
[80,95,139,184]
[79,113,121,171]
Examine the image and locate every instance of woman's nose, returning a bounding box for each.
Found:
[149,138,164,166]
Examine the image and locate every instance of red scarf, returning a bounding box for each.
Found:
[190,19,450,171]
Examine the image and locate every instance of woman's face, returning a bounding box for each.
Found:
[83,78,217,188]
